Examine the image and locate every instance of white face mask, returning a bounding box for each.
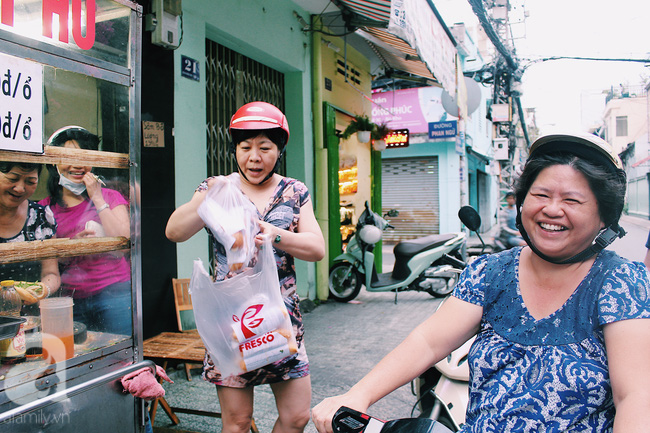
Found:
[57,168,86,195]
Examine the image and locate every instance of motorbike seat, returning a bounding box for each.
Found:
[392,234,458,281]
[393,234,457,258]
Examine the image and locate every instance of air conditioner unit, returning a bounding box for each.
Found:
[493,138,509,160]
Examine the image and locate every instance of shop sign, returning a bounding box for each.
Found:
[1,0,100,50]
[0,53,43,153]
[372,87,446,134]
[428,121,457,140]
[385,129,409,149]
[387,0,456,96]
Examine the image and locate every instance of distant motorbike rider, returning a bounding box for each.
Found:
[499,192,526,247]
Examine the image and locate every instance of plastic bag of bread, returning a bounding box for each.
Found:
[189,236,298,378]
[197,174,257,272]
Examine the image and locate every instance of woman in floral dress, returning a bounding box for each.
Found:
[166,102,324,433]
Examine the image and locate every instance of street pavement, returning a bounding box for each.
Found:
[153,290,443,433]
[152,214,650,433]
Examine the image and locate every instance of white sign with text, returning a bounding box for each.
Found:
[0,53,43,153]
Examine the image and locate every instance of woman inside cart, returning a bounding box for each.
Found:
[166,102,325,433]
[312,133,650,433]
[0,161,60,306]
[39,126,132,335]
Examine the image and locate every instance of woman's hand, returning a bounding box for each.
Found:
[73,228,97,239]
[83,172,103,201]
[166,176,227,243]
[255,220,277,247]
[312,394,369,433]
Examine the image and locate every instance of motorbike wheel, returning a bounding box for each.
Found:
[329,262,363,302]
[426,275,458,298]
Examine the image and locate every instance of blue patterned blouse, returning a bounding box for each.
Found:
[454,247,650,432]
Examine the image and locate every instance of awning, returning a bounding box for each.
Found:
[336,0,457,94]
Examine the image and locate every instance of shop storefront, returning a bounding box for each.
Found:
[372,86,464,239]
[0,1,148,431]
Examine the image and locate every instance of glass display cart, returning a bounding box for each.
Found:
[0,1,148,431]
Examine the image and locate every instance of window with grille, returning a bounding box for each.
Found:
[205,40,286,178]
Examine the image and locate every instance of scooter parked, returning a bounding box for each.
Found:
[332,406,453,433]
[328,201,466,303]
[411,206,484,431]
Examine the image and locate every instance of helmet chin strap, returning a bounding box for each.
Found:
[515,209,626,265]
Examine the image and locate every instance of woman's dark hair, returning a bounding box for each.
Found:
[230,128,288,153]
[0,161,42,175]
[46,127,100,206]
[514,152,626,227]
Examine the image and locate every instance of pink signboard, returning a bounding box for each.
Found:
[371,87,449,134]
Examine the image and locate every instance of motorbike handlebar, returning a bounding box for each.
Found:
[332,406,453,433]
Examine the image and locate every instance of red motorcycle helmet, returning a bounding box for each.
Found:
[229,101,289,145]
[229,102,290,184]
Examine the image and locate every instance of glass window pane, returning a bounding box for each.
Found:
[0,58,131,388]
[5,0,132,67]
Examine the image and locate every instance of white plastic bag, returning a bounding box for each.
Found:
[189,238,298,377]
[197,175,257,272]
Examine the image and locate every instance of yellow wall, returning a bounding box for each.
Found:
[312,19,375,299]
[320,30,374,217]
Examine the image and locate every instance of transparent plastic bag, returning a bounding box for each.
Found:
[197,175,257,272]
[189,238,298,377]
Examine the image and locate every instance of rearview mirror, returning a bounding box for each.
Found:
[458,206,481,231]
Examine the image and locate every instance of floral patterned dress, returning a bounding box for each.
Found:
[197,173,310,388]
[0,201,57,282]
[454,247,650,432]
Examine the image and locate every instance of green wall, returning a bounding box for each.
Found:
[171,1,316,298]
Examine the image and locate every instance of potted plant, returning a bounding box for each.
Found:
[372,122,391,151]
[341,114,375,143]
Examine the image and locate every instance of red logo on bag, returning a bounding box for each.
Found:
[232,304,264,339]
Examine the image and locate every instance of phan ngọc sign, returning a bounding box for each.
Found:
[428,121,457,140]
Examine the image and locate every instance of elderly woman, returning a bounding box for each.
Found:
[312,133,650,433]
[0,161,60,303]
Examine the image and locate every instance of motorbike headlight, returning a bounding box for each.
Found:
[359,225,382,244]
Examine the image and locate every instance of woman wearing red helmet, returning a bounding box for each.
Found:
[167,101,325,433]
[312,133,650,433]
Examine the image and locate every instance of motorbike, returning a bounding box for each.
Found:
[332,406,453,433]
[411,206,484,431]
[328,201,467,303]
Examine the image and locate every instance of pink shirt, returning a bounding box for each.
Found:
[39,189,130,298]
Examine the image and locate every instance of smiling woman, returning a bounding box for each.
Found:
[38,126,132,335]
[0,161,60,305]
[311,133,650,433]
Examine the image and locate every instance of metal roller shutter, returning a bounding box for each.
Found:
[382,157,440,241]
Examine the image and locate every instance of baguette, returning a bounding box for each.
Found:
[14,281,45,305]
